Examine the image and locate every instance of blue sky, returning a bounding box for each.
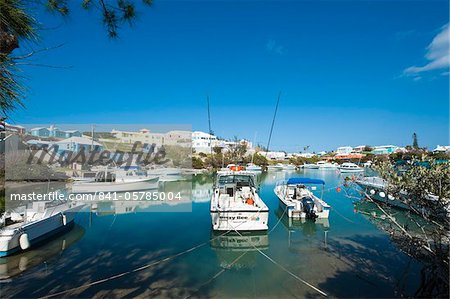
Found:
[10,0,450,152]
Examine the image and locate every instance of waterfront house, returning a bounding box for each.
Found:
[336,146,353,156]
[371,145,398,155]
[55,136,103,153]
[433,145,450,153]
[3,123,26,135]
[30,125,82,139]
[192,131,222,153]
[260,151,287,160]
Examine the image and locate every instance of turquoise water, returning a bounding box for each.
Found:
[1,170,423,298]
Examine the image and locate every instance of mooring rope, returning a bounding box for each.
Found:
[228,223,328,297]
[183,251,248,299]
[39,228,236,299]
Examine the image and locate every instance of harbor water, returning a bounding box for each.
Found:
[1,169,424,298]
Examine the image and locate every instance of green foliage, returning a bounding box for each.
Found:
[374,159,450,296]
[192,156,204,169]
[164,145,191,168]
[430,151,450,161]
[0,0,153,116]
[0,0,37,116]
[252,153,268,166]
[412,132,419,148]
[0,0,37,43]
[289,156,319,165]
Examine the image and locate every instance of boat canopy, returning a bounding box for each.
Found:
[287,178,325,185]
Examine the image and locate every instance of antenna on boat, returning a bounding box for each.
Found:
[265,91,281,155]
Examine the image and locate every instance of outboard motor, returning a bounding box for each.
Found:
[302,197,317,220]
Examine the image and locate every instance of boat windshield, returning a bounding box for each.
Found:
[217,175,255,188]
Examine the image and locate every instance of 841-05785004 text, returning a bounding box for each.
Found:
[92,191,182,201]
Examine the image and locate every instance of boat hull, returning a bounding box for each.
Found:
[274,185,330,219]
[338,168,364,173]
[0,205,81,257]
[210,210,269,231]
[71,177,159,193]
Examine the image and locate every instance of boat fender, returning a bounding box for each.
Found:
[370,189,376,195]
[379,191,386,198]
[62,214,67,226]
[245,198,254,205]
[19,233,30,250]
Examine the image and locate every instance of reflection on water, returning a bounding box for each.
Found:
[0,224,85,280]
[0,170,427,298]
[211,231,269,270]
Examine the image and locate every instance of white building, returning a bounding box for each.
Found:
[433,145,450,153]
[336,146,353,156]
[111,128,192,147]
[192,131,221,154]
[260,151,286,160]
[292,152,316,158]
[371,145,399,155]
[111,129,165,145]
[352,145,367,153]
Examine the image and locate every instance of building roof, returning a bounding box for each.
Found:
[56,136,102,146]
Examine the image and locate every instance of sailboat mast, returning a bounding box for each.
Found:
[207,95,212,154]
[266,91,281,154]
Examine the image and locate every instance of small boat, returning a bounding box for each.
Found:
[274,178,330,219]
[0,224,85,279]
[363,161,373,168]
[210,171,269,231]
[338,162,364,173]
[280,163,296,171]
[246,163,262,172]
[267,163,283,171]
[0,201,83,257]
[71,167,159,194]
[316,161,338,169]
[301,163,319,169]
[147,167,183,182]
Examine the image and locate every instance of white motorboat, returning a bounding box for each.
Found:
[210,171,269,231]
[280,163,297,171]
[0,201,83,257]
[0,224,85,279]
[316,161,338,169]
[356,176,450,219]
[274,178,330,219]
[147,167,183,182]
[267,163,283,171]
[71,168,159,194]
[246,163,262,172]
[338,162,364,173]
[301,163,319,169]
[363,161,373,168]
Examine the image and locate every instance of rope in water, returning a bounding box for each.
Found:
[39,228,236,299]
[42,180,348,297]
[183,251,248,299]
[228,223,328,297]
